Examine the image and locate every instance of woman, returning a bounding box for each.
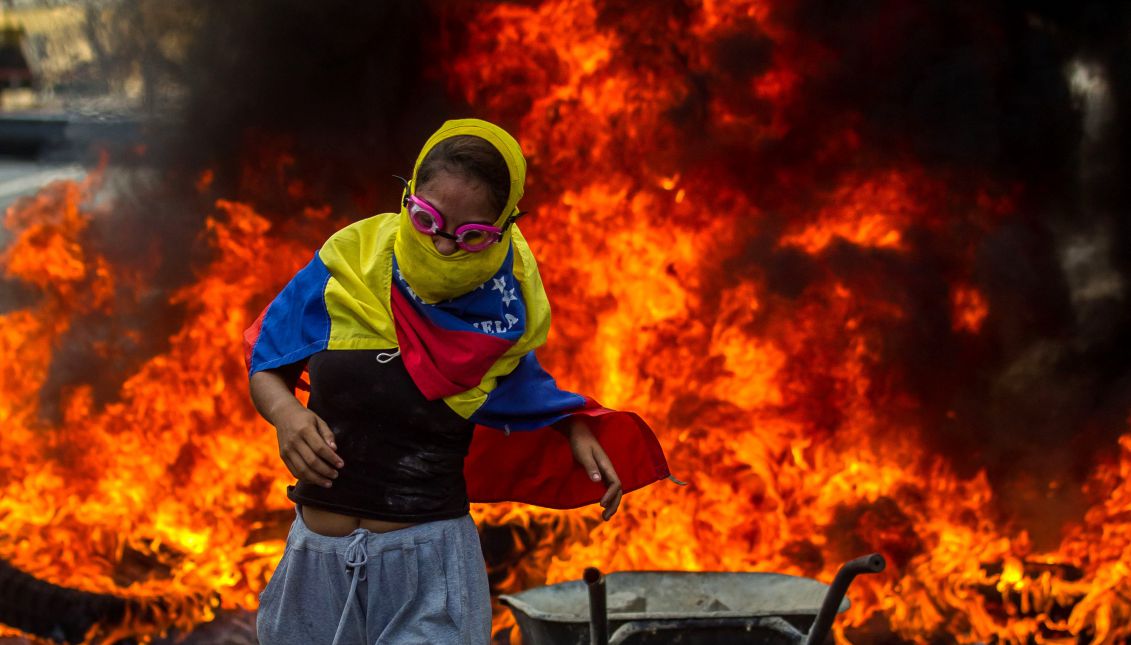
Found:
[245,119,670,645]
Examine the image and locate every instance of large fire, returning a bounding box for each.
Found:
[2,0,1129,643]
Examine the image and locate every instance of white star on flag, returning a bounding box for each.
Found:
[501,287,517,307]
[492,276,507,293]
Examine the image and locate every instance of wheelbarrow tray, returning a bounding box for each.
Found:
[500,571,848,645]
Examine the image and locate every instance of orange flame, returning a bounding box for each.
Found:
[0,1,1128,644]
[0,178,326,641]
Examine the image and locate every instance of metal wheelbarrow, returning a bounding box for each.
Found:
[500,553,885,644]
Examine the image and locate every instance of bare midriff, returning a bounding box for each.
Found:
[301,505,418,536]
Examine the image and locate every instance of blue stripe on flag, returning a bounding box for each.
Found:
[249,254,332,374]
[470,352,586,431]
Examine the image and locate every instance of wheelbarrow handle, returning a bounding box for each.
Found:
[584,567,609,645]
[803,553,886,645]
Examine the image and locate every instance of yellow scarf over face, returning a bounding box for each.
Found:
[313,119,551,419]
[395,119,527,303]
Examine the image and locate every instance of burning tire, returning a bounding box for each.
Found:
[0,557,129,644]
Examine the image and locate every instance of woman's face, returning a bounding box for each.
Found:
[415,169,497,256]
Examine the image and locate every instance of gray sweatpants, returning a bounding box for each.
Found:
[256,508,492,645]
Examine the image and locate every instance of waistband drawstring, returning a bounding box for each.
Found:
[331,531,369,645]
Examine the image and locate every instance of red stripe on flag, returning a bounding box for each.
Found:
[243,306,268,371]
[464,398,672,508]
[391,284,514,400]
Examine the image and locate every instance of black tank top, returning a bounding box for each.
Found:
[287,350,474,522]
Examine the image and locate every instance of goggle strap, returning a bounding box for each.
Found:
[393,175,411,207]
[502,210,527,232]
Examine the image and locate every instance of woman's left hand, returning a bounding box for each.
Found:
[563,419,622,521]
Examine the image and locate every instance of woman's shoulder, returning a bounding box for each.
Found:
[325,212,399,245]
[319,212,399,259]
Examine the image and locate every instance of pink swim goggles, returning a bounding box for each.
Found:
[397,176,523,253]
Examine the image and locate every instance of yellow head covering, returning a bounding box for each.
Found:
[393,119,527,303]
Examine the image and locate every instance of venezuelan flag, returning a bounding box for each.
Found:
[244,213,670,509]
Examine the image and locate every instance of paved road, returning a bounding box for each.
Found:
[0,159,86,209]
[0,158,87,246]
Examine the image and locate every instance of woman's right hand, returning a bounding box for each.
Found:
[249,368,343,488]
[273,405,343,488]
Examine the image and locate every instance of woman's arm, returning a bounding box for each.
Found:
[250,368,343,488]
[560,418,623,521]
